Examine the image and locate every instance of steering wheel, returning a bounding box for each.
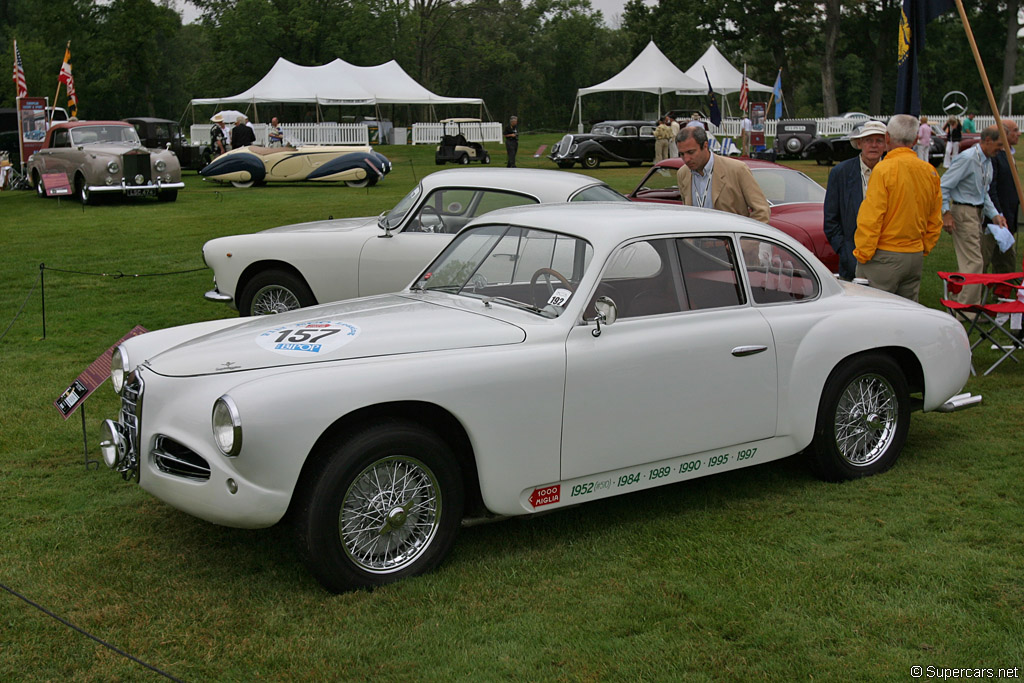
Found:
[530,267,573,308]
[418,206,447,233]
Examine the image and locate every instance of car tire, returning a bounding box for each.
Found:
[75,174,93,206]
[809,353,910,482]
[557,161,575,169]
[345,177,371,188]
[157,189,178,202]
[458,154,469,165]
[230,180,255,188]
[238,269,316,316]
[582,155,600,169]
[627,160,642,167]
[34,172,45,198]
[481,153,491,164]
[293,420,464,593]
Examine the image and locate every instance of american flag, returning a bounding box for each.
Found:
[12,40,27,99]
[738,65,749,113]
[58,45,77,116]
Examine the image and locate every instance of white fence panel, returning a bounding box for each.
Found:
[412,122,503,145]
[188,122,368,147]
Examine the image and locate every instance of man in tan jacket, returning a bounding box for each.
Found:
[675,126,770,223]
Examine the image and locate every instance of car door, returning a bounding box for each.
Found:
[356,188,540,296]
[560,235,777,480]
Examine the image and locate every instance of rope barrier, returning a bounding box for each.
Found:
[1,581,185,682]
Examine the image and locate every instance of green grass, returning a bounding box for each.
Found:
[1,138,1022,681]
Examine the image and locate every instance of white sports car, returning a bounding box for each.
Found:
[202,168,627,316]
[101,203,978,593]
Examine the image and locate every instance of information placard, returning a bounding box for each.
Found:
[54,325,148,420]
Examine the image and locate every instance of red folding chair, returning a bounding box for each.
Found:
[938,270,1024,375]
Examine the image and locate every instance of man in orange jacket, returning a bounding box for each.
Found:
[853,114,943,301]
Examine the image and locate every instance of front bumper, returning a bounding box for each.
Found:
[204,289,233,303]
[88,180,185,193]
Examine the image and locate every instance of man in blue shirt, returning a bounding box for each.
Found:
[941,126,1008,305]
[985,120,1020,273]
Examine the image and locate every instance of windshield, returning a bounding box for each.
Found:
[571,185,628,202]
[382,184,422,229]
[750,168,826,205]
[415,224,593,318]
[69,125,141,146]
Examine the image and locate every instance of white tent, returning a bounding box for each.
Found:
[573,41,705,128]
[683,44,774,96]
[190,57,483,108]
[1007,83,1024,114]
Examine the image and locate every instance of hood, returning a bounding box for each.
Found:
[79,143,150,157]
[768,202,822,234]
[260,215,378,234]
[145,294,526,378]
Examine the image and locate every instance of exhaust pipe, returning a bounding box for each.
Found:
[936,393,983,413]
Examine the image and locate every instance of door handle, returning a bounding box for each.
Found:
[732,345,768,357]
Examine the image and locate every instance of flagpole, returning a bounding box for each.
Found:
[952,0,1024,224]
[51,41,70,125]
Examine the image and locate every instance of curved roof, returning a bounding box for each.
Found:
[684,44,774,95]
[577,42,705,97]
[191,57,483,107]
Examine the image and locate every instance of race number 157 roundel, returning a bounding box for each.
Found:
[256,320,360,357]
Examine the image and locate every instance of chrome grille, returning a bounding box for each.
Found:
[122,152,151,185]
[153,436,211,480]
[117,371,143,480]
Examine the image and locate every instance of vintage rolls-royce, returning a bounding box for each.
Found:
[26,120,183,204]
[100,202,978,592]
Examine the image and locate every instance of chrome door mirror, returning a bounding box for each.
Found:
[589,296,618,337]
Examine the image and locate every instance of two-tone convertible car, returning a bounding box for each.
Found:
[100,202,979,593]
[628,157,838,273]
[26,120,184,204]
[202,168,626,315]
[200,144,391,188]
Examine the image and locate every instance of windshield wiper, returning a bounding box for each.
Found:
[481,296,551,317]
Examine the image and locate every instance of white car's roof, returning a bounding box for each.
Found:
[468,201,788,253]
[419,168,616,200]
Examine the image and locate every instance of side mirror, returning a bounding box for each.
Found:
[590,296,618,337]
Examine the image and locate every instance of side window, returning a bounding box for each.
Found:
[740,237,820,304]
[618,126,638,137]
[590,239,684,319]
[675,236,745,309]
[52,130,69,148]
[639,126,655,136]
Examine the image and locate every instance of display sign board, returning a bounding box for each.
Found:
[42,172,70,196]
[751,102,766,148]
[17,97,49,165]
[54,325,148,419]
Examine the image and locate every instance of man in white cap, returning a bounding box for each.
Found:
[823,120,887,280]
[210,114,228,156]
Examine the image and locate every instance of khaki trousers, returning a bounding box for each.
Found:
[949,203,985,305]
[856,249,925,302]
[982,231,1019,274]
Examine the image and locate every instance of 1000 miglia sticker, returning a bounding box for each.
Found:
[256,320,360,356]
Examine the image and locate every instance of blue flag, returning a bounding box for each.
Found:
[773,70,782,119]
[704,68,721,128]
[895,0,955,115]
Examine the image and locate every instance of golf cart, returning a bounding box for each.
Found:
[435,118,491,165]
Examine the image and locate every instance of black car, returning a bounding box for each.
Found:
[124,117,210,171]
[548,120,656,169]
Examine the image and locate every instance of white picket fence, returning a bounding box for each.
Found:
[411,122,503,145]
[189,122,369,147]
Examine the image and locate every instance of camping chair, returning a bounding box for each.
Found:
[938,270,1024,375]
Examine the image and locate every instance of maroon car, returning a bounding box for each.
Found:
[628,157,838,273]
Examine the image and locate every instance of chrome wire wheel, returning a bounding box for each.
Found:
[250,284,301,315]
[832,372,898,468]
[340,455,441,574]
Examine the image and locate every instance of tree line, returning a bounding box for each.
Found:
[1,0,1020,130]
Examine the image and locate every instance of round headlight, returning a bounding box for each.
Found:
[155,160,166,172]
[111,346,129,394]
[134,174,145,185]
[212,395,242,457]
[107,161,119,174]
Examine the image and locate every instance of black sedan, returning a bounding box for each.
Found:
[548,120,656,169]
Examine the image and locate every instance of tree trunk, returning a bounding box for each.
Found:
[1000,0,1020,113]
[822,0,841,116]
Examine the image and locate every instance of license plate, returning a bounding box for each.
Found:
[126,188,155,197]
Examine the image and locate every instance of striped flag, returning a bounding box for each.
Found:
[738,65,748,113]
[58,45,77,117]
[12,40,27,99]
[772,69,782,118]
